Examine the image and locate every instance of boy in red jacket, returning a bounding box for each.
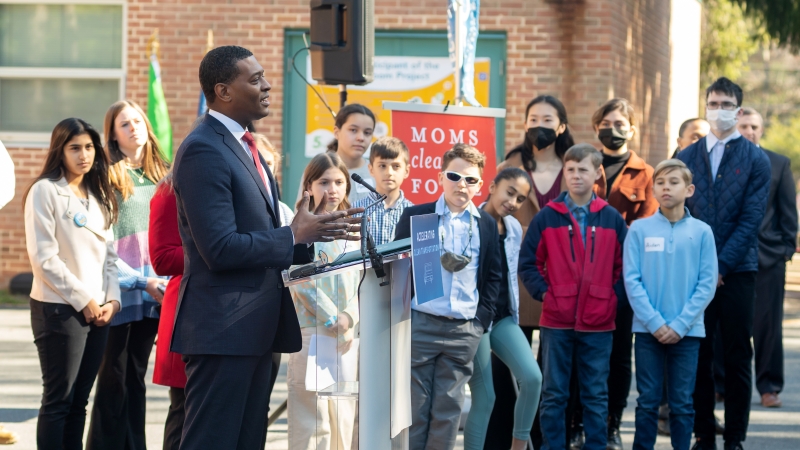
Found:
[518,144,627,450]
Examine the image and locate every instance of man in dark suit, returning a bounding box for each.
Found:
[738,107,797,409]
[171,46,362,450]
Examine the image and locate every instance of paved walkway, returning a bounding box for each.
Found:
[3,260,800,449]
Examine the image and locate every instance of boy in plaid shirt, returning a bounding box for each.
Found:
[351,136,414,245]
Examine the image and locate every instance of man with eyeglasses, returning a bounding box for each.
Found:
[676,77,771,450]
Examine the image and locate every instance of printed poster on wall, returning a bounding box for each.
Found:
[304,56,491,158]
[385,102,506,205]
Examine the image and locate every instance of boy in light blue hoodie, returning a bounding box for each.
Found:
[623,159,717,450]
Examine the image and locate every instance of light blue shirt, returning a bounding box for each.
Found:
[623,208,718,338]
[706,129,741,180]
[564,193,594,244]
[412,195,481,320]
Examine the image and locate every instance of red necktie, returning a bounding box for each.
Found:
[242,131,267,189]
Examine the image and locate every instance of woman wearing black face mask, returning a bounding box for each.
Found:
[566,98,659,450]
[592,98,658,224]
[492,95,577,449]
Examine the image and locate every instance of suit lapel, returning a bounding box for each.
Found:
[477,212,489,282]
[206,115,278,222]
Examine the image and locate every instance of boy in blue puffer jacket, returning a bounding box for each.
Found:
[624,159,718,450]
[675,77,770,450]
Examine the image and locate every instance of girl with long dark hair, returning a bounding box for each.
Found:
[24,118,120,449]
[465,168,543,450]
[88,100,169,450]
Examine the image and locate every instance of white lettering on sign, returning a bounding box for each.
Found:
[425,179,438,194]
[411,127,427,143]
[644,237,665,252]
[411,179,421,193]
[469,129,479,146]
[449,129,464,144]
[410,148,442,169]
[431,128,445,144]
[416,230,436,241]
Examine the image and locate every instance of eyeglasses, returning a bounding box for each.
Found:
[444,171,481,186]
[706,101,738,111]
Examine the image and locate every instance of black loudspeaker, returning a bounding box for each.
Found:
[309,0,374,85]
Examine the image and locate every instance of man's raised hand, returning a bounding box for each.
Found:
[290,191,364,244]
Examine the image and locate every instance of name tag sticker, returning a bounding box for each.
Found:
[644,237,665,252]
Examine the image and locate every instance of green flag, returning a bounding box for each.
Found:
[148,55,173,161]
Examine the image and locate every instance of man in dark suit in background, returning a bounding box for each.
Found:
[172,46,362,450]
[738,107,797,409]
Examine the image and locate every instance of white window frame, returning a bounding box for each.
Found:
[0,0,127,146]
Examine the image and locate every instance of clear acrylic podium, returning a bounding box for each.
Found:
[282,239,413,450]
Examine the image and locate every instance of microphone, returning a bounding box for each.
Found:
[351,173,382,197]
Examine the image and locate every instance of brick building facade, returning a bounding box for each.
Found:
[0,0,699,288]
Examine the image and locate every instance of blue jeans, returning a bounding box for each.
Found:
[464,316,543,448]
[633,333,700,450]
[539,328,613,450]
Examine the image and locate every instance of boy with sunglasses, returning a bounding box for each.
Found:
[518,144,627,450]
[394,143,502,450]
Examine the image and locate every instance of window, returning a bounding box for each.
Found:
[0,0,125,144]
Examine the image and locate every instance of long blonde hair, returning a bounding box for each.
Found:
[104,100,169,199]
[298,152,351,212]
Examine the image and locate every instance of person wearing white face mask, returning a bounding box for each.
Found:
[675,77,771,450]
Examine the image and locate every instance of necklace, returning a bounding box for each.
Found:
[129,167,145,183]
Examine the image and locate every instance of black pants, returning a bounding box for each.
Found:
[607,297,633,419]
[163,388,185,450]
[87,318,159,450]
[754,261,786,395]
[160,350,281,450]
[693,271,756,444]
[30,299,109,450]
[180,352,274,450]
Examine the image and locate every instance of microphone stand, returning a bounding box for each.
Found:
[360,194,389,284]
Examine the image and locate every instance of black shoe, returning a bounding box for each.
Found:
[724,442,743,450]
[691,438,717,450]
[569,429,585,450]
[657,418,671,436]
[606,428,623,450]
[715,415,725,435]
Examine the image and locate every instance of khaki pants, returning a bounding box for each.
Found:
[288,327,357,450]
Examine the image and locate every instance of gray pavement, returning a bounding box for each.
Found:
[3,262,800,449]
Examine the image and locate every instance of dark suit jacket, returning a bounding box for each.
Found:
[171,114,311,356]
[758,148,798,269]
[394,202,502,329]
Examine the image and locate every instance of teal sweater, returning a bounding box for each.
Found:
[623,208,718,338]
[111,170,166,325]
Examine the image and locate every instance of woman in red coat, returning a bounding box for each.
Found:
[148,175,186,450]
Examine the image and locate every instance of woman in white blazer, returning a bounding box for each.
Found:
[466,168,544,450]
[24,118,121,450]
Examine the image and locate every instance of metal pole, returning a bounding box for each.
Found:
[453,0,463,106]
[339,84,348,108]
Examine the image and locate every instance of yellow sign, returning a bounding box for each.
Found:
[305,56,491,157]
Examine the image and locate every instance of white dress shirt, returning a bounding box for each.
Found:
[208,109,273,208]
[412,195,481,320]
[706,129,741,180]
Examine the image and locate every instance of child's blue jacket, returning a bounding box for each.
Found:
[623,208,718,338]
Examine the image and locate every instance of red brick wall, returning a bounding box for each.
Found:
[0,0,673,288]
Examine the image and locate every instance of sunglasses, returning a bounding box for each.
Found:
[444,171,481,186]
